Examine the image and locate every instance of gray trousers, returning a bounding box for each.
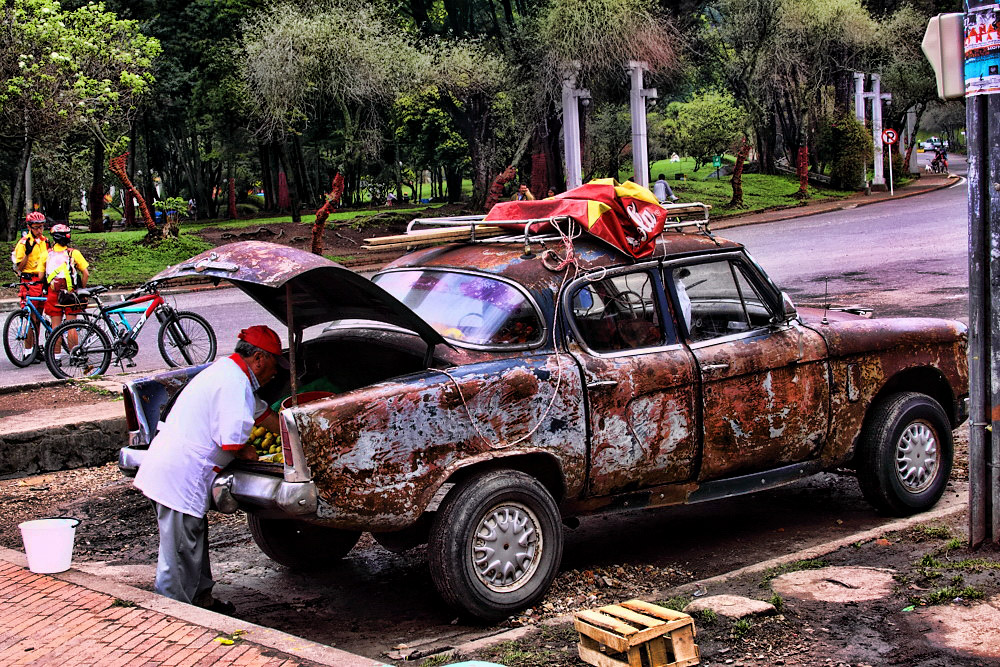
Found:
[152,502,215,605]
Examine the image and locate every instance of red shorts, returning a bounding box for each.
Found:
[18,277,44,308]
[44,279,85,316]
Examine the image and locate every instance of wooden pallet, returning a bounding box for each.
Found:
[574,599,700,667]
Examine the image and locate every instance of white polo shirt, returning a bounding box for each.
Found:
[135,355,259,517]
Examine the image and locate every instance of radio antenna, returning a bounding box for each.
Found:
[821,278,830,326]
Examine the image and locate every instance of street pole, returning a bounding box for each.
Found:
[24,157,32,218]
[965,0,1000,547]
[854,73,868,189]
[627,61,657,189]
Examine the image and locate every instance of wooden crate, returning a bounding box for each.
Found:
[573,599,700,667]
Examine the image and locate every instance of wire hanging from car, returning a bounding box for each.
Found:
[434,217,583,450]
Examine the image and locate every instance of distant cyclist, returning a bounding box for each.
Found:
[11,212,49,361]
[44,224,90,365]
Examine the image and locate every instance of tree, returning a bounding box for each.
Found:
[675,91,747,170]
[0,0,159,239]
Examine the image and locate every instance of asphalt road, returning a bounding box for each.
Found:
[0,154,970,387]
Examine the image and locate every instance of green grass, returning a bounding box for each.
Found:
[479,639,556,666]
[731,617,753,638]
[180,204,439,233]
[767,593,784,612]
[658,595,692,611]
[697,609,718,625]
[909,584,985,607]
[71,230,212,287]
[417,655,452,667]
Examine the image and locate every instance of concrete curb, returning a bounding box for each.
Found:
[0,545,389,666]
[431,500,967,662]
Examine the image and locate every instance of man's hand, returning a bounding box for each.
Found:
[234,442,258,461]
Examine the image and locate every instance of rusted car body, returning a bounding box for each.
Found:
[119,231,968,621]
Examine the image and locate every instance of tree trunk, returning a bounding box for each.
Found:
[795,145,809,199]
[228,175,238,219]
[728,137,752,208]
[258,143,274,212]
[310,173,344,256]
[445,165,463,203]
[124,141,136,227]
[484,166,516,212]
[278,142,301,223]
[5,137,32,241]
[89,140,106,232]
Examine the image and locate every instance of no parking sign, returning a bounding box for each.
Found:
[882,128,898,145]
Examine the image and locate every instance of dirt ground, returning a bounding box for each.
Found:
[0,383,116,418]
[0,419,980,665]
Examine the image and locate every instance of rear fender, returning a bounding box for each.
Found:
[291,353,585,532]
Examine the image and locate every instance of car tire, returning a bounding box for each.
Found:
[246,514,360,569]
[857,392,953,516]
[428,469,563,621]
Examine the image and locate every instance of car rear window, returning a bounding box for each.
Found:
[373,270,542,346]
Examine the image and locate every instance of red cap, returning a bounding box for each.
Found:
[238,325,289,367]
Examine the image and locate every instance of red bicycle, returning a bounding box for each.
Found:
[44,281,216,379]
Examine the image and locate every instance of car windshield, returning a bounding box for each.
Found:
[372,269,542,346]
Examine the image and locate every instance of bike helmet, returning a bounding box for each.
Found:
[51,223,71,245]
[25,211,45,224]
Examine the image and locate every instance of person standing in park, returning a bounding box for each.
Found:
[511,183,535,201]
[43,224,90,364]
[134,326,286,613]
[11,212,49,362]
[653,174,679,203]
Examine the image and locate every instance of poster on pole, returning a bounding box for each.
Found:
[965,3,1000,96]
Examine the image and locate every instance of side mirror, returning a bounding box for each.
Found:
[780,292,797,321]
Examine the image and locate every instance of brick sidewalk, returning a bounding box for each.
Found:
[0,556,385,666]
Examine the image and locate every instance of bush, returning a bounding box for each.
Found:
[235,202,259,218]
[69,209,123,225]
[816,114,872,190]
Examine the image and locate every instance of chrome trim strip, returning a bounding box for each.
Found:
[280,411,312,483]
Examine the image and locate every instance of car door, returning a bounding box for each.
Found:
[566,265,699,497]
[665,255,830,481]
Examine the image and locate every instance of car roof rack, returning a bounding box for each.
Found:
[361,202,713,253]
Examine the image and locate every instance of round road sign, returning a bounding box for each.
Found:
[881,128,898,145]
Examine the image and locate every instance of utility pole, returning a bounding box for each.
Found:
[627,61,657,189]
[561,66,590,191]
[964,1,1000,546]
[24,157,32,218]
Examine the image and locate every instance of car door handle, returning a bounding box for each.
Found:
[586,380,619,390]
[701,363,729,372]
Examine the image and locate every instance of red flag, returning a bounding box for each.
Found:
[485,178,666,258]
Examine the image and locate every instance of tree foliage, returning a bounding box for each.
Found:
[673,91,747,171]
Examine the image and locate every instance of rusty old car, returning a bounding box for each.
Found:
[119,217,968,621]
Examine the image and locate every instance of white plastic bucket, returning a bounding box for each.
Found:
[18,517,80,574]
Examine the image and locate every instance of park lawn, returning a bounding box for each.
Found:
[70,229,212,287]
[672,173,852,215]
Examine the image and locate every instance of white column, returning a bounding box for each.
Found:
[871,74,884,187]
[562,69,588,190]
[906,107,918,174]
[627,61,656,189]
[854,72,866,123]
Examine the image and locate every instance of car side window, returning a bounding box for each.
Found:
[571,271,669,352]
[671,260,773,343]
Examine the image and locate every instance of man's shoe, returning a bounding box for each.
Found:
[670,195,679,202]
[203,599,236,615]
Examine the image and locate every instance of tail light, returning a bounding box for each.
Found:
[279,413,294,467]
[123,386,139,432]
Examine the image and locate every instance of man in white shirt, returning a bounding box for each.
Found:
[652,173,679,204]
[135,325,286,613]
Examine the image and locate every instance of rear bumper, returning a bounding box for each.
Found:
[211,470,317,516]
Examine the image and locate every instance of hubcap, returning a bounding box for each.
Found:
[471,502,542,593]
[895,420,939,493]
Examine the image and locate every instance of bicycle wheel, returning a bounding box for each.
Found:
[3,310,39,367]
[157,311,216,367]
[45,319,112,379]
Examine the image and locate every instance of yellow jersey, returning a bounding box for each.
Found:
[13,234,48,275]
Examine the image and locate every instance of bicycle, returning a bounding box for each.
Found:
[44,281,217,379]
[3,283,53,367]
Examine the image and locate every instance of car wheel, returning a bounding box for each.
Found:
[246,514,360,569]
[428,469,563,621]
[857,392,953,516]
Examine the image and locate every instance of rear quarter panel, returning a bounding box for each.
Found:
[290,353,585,531]
[809,317,968,466]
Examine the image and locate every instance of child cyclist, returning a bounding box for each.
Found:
[44,224,90,365]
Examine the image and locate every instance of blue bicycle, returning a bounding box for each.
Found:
[3,284,52,367]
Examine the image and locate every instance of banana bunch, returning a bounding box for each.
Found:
[248,425,283,463]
